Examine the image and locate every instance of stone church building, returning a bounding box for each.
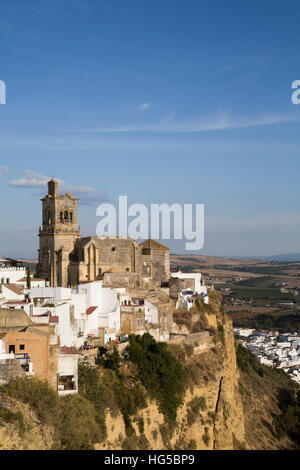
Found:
[36,179,170,288]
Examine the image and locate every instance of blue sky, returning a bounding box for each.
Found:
[1,0,300,258]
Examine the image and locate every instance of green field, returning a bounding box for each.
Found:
[231,286,294,303]
[236,276,278,288]
[233,310,300,333]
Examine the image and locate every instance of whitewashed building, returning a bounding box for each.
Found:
[27,281,121,347]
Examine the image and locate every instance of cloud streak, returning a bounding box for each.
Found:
[0,165,9,174]
[9,170,107,206]
[139,102,151,111]
[73,110,300,134]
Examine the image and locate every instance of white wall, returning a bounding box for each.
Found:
[28,279,46,288]
[2,302,33,316]
[70,293,87,318]
[78,282,102,307]
[29,282,121,346]
[57,354,78,396]
[0,339,5,354]
[0,285,24,301]
[55,303,74,347]
[79,282,121,340]
[145,300,158,324]
[0,267,26,284]
[29,287,71,301]
[171,272,203,294]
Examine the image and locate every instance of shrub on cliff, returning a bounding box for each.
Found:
[0,376,102,449]
[78,362,118,437]
[128,333,188,420]
[1,377,59,424]
[273,389,300,445]
[0,404,25,437]
[103,346,121,372]
[236,344,264,377]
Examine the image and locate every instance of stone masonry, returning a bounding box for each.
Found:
[36,179,170,288]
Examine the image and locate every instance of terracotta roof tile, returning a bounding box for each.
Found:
[60,346,78,355]
[2,284,24,295]
[86,306,97,315]
[49,316,59,323]
[140,238,169,251]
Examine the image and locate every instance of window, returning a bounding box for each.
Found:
[112,247,116,252]
[70,212,73,222]
[60,212,63,221]
[57,375,76,391]
[9,345,15,354]
[64,211,68,220]
[20,344,25,351]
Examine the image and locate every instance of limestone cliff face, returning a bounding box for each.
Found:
[0,301,248,451]
[210,315,246,450]
[97,308,248,451]
[0,394,53,450]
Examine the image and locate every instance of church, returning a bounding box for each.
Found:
[36,179,170,288]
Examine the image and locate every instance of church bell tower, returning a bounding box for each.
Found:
[36,179,80,287]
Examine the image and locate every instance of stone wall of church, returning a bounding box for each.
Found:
[75,237,142,284]
[37,180,171,289]
[140,249,170,286]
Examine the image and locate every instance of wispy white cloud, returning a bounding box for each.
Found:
[0,165,9,174]
[76,110,299,134]
[10,170,57,188]
[9,170,107,206]
[139,102,151,111]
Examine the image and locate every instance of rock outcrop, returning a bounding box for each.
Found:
[96,301,248,450]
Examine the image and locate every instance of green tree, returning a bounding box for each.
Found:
[26,266,31,289]
[104,346,121,372]
[128,333,188,420]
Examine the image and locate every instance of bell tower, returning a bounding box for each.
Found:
[36,179,80,287]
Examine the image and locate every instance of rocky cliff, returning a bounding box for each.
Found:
[0,294,298,450]
[0,394,53,450]
[96,296,247,450]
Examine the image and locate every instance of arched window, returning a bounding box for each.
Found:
[70,212,73,222]
[64,211,68,220]
[60,212,63,221]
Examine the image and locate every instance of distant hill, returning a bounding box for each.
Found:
[245,254,300,262]
[171,253,300,263]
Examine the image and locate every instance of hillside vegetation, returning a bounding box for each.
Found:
[0,293,299,450]
[236,344,300,449]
